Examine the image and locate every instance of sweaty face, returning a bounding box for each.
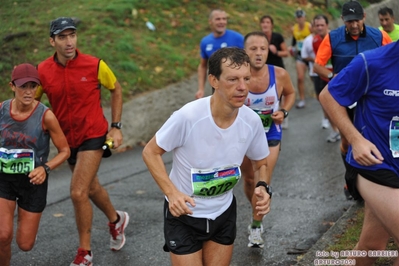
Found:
[379,14,395,32]
[209,11,227,35]
[314,18,328,37]
[344,18,365,36]
[244,35,269,70]
[260,18,272,33]
[212,59,251,109]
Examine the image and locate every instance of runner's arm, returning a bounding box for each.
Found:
[28,110,70,184]
[278,68,296,111]
[97,60,123,148]
[278,41,289,57]
[314,34,333,79]
[196,58,208,99]
[251,157,271,216]
[108,80,123,148]
[319,86,383,166]
[272,67,295,124]
[142,136,196,217]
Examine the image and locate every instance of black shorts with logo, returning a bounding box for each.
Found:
[0,173,48,212]
[163,196,237,255]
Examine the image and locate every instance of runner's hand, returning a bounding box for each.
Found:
[195,89,204,99]
[255,186,271,216]
[28,166,47,185]
[351,138,383,166]
[271,111,284,125]
[167,191,196,217]
[107,127,123,148]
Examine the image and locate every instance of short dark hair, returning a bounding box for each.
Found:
[378,7,394,17]
[313,14,329,25]
[244,31,268,47]
[208,47,250,80]
[260,15,274,25]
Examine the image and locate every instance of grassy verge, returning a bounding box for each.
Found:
[0,0,332,103]
[325,203,397,265]
[0,0,380,104]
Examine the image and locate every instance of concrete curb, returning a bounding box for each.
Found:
[295,201,364,265]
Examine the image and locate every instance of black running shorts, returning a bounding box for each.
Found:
[311,76,328,96]
[0,173,48,212]
[163,196,237,255]
[68,135,106,165]
[268,139,281,147]
[346,167,399,201]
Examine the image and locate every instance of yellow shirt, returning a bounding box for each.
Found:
[292,22,312,51]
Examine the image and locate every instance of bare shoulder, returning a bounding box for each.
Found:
[43,109,58,129]
[273,66,289,79]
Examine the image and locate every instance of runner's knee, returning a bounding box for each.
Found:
[0,230,13,247]
[16,238,35,252]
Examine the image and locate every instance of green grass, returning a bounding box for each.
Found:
[0,0,329,102]
[0,0,377,103]
[326,204,397,265]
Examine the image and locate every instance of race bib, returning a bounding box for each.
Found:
[251,107,273,133]
[297,41,304,51]
[0,148,35,174]
[389,116,399,158]
[191,165,241,198]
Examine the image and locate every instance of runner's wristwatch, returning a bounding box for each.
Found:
[328,72,334,80]
[280,109,289,118]
[111,122,123,129]
[43,164,51,175]
[256,181,272,198]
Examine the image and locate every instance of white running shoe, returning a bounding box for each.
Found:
[70,248,93,266]
[108,211,130,251]
[247,224,264,234]
[321,118,330,129]
[248,227,264,248]
[296,100,305,108]
[326,131,341,143]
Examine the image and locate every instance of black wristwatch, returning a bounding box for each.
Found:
[280,109,289,118]
[43,164,51,175]
[111,122,123,129]
[256,181,272,198]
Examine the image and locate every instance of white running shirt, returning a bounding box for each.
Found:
[156,96,269,219]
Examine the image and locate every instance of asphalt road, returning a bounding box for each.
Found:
[10,98,354,266]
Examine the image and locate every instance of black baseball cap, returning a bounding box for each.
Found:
[50,17,76,37]
[295,10,305,18]
[342,1,364,22]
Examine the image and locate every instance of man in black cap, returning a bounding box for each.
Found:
[36,17,129,266]
[314,0,392,200]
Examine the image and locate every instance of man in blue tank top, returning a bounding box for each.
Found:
[242,31,296,248]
